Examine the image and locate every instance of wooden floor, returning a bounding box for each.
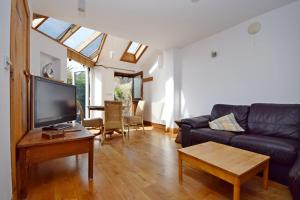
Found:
[27,127,292,200]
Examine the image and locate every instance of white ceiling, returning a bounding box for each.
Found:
[32,0,297,49]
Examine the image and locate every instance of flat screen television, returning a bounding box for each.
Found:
[31,76,77,128]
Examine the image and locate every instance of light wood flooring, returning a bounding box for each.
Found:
[27,127,292,200]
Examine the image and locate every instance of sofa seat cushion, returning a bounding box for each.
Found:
[230,135,300,166]
[190,128,237,145]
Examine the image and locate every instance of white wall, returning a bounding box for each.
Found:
[143,49,178,128]
[30,30,67,82]
[0,0,12,199]
[180,1,300,117]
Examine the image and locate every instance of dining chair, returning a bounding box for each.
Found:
[77,101,103,135]
[102,100,125,144]
[124,100,145,137]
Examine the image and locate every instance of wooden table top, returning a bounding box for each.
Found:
[88,105,126,111]
[178,141,269,176]
[17,124,94,148]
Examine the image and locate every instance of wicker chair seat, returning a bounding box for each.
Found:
[82,118,103,128]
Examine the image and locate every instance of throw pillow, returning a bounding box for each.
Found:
[209,113,245,132]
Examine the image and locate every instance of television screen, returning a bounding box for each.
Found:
[32,76,77,128]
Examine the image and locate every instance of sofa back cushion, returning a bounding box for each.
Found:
[211,104,250,130]
[248,103,300,140]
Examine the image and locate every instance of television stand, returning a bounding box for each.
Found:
[17,124,94,198]
[42,123,73,131]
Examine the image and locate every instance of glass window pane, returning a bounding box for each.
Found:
[114,76,133,116]
[127,42,140,54]
[74,71,86,118]
[135,45,147,59]
[38,18,71,39]
[32,18,45,28]
[64,27,96,49]
[93,55,99,62]
[81,34,103,57]
[133,75,142,99]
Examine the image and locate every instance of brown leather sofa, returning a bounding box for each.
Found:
[181,103,300,200]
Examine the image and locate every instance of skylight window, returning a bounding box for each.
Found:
[37,18,72,39]
[121,41,148,64]
[136,44,147,59]
[64,27,96,49]
[32,13,107,67]
[127,42,141,54]
[81,33,104,58]
[32,17,46,28]
[93,55,99,62]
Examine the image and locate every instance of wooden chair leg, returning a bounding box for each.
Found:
[142,121,145,134]
[122,126,126,142]
[101,127,106,144]
[127,125,130,139]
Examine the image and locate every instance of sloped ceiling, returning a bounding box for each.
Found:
[32,0,297,49]
[97,35,160,69]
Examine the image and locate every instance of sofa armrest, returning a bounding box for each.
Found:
[181,115,210,129]
[180,115,210,147]
[289,151,300,200]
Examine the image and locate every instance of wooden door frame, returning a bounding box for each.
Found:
[10,0,30,199]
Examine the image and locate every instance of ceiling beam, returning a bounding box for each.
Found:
[67,49,95,68]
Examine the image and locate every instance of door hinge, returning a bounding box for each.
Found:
[4,56,12,70]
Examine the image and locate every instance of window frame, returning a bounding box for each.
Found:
[120,41,148,64]
[114,71,143,100]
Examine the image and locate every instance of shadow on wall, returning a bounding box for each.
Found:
[180,90,190,118]
[161,77,174,128]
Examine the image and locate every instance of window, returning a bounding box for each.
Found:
[120,41,148,64]
[37,18,72,40]
[136,45,147,59]
[32,17,46,28]
[74,71,86,117]
[133,75,142,99]
[114,71,143,100]
[67,60,90,118]
[80,33,104,58]
[114,76,133,116]
[127,42,140,54]
[32,13,47,28]
[32,13,107,67]
[64,27,96,49]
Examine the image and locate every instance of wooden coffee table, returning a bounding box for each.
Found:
[178,142,270,200]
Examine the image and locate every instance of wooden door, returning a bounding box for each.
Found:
[10,0,30,198]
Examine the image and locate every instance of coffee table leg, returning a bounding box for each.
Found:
[263,161,269,189]
[233,178,240,200]
[178,153,182,183]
